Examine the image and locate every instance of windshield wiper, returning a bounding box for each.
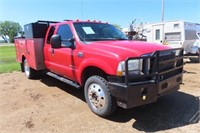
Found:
[114,38,128,40]
[104,38,128,40]
[84,38,106,41]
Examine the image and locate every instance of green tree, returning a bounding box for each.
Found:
[0,21,22,43]
[113,24,122,30]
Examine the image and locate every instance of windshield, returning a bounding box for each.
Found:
[73,22,128,42]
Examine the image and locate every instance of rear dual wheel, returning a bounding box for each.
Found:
[23,59,36,79]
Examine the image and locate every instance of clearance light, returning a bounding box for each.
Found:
[99,21,101,23]
[76,19,79,22]
[142,95,146,100]
[117,71,123,76]
[117,61,125,76]
[87,20,90,22]
[93,20,96,22]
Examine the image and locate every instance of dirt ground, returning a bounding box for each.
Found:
[0,63,199,133]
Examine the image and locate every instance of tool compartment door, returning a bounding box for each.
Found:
[26,38,46,70]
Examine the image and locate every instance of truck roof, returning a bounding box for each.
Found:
[50,19,108,26]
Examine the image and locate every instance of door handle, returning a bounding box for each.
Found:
[51,48,54,55]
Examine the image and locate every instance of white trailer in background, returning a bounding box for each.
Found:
[143,21,200,62]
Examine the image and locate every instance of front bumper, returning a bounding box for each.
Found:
[108,73,182,109]
[108,48,184,109]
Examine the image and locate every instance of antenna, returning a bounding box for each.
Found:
[162,0,165,22]
[81,0,84,20]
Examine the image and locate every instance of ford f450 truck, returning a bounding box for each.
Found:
[14,20,184,117]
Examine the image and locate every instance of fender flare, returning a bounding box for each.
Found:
[77,58,117,85]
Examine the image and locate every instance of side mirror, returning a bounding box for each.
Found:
[50,34,61,48]
[69,37,75,49]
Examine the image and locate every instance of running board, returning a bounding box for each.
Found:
[46,72,81,89]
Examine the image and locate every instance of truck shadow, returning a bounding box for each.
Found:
[40,75,85,101]
[185,58,200,64]
[107,92,199,132]
[40,75,199,132]
[183,70,197,74]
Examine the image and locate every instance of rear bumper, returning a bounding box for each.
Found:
[108,73,182,109]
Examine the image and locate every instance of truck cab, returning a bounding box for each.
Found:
[14,20,184,117]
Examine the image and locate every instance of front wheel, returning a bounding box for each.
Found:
[84,75,117,117]
[23,59,36,79]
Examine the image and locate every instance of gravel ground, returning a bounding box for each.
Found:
[0,63,199,133]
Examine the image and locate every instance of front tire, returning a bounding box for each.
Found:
[23,59,36,79]
[84,75,117,117]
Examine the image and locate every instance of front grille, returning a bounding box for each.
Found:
[157,51,176,72]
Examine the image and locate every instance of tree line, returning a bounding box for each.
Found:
[0,21,23,43]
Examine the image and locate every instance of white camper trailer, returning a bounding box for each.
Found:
[143,21,200,62]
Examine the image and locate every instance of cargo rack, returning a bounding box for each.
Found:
[36,20,60,26]
[63,19,73,21]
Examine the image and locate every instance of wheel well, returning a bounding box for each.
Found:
[81,67,107,87]
[21,56,26,72]
[22,55,26,62]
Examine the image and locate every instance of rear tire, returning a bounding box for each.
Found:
[23,59,36,79]
[20,63,24,72]
[84,75,117,117]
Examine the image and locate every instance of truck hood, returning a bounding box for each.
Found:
[87,40,171,60]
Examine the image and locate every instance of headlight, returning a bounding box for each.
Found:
[117,59,143,76]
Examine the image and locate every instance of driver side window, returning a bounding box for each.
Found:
[47,26,55,44]
[57,24,73,47]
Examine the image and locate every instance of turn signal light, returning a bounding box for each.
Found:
[117,71,123,76]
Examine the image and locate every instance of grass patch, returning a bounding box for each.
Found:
[0,45,20,73]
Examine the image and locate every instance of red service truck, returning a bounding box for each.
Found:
[14,20,184,117]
